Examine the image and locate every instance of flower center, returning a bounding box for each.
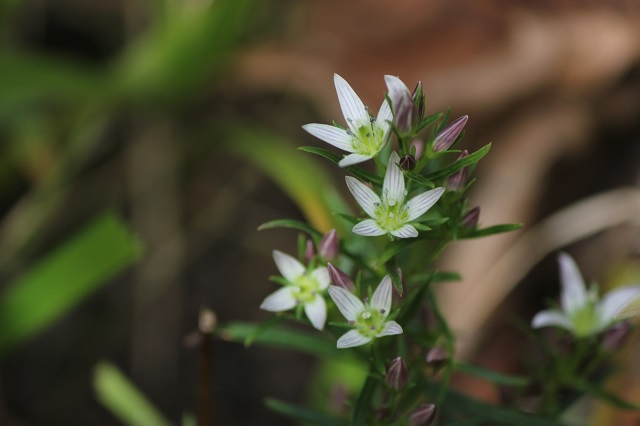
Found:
[570,303,601,337]
[292,275,320,304]
[354,306,386,338]
[348,120,387,156]
[375,200,409,231]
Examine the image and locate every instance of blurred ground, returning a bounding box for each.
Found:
[1,0,640,425]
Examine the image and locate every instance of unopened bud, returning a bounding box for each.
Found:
[392,267,405,299]
[602,319,632,352]
[462,207,480,228]
[426,347,449,372]
[327,263,355,292]
[385,75,419,138]
[386,356,408,390]
[410,138,424,160]
[408,403,436,426]
[305,239,316,263]
[319,229,339,260]
[412,81,425,118]
[445,150,469,192]
[433,115,468,152]
[399,154,416,170]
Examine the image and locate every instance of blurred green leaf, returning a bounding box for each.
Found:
[352,374,377,426]
[416,112,443,134]
[0,213,140,356]
[454,361,529,387]
[94,361,171,426]
[462,223,523,239]
[426,143,491,181]
[573,379,640,410]
[299,146,383,187]
[265,398,347,426]
[258,219,323,242]
[228,128,349,233]
[403,170,435,188]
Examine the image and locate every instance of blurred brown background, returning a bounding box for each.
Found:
[1,0,640,425]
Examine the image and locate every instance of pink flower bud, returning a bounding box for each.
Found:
[399,155,416,170]
[327,263,355,292]
[426,347,449,373]
[433,115,468,152]
[408,404,436,426]
[462,207,480,228]
[319,229,339,260]
[386,356,408,390]
[410,138,424,160]
[305,239,316,263]
[445,150,469,192]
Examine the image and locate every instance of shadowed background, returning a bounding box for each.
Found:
[1,0,640,424]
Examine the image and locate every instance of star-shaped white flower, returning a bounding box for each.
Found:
[302,74,393,167]
[260,250,329,330]
[346,151,445,238]
[532,252,640,338]
[328,275,403,348]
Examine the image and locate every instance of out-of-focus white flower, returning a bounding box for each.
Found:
[532,252,640,337]
[303,74,392,167]
[328,275,403,348]
[260,250,329,330]
[346,151,445,238]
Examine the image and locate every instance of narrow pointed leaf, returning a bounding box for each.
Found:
[426,143,491,181]
[258,219,323,242]
[352,374,377,426]
[265,398,347,426]
[299,146,383,186]
[462,223,523,239]
[454,362,529,387]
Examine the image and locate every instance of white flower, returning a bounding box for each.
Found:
[346,151,445,238]
[532,252,640,337]
[328,275,403,348]
[302,74,393,167]
[260,250,329,330]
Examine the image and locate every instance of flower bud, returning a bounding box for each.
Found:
[305,239,316,263]
[386,356,408,390]
[399,154,416,170]
[408,403,436,426]
[392,267,405,299]
[319,229,339,260]
[433,115,468,152]
[462,207,480,228]
[412,81,425,118]
[327,263,355,292]
[410,138,424,160]
[426,347,449,373]
[445,150,469,192]
[385,75,419,138]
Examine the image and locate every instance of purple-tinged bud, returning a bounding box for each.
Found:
[385,75,419,138]
[445,150,469,192]
[305,239,316,263]
[410,138,424,160]
[601,319,632,352]
[319,229,339,260]
[408,404,436,426]
[426,347,449,373]
[399,154,416,170]
[462,207,480,228]
[386,356,408,390]
[412,81,425,118]
[327,263,355,292]
[433,115,468,152]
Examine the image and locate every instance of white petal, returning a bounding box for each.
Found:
[531,310,573,330]
[405,187,446,221]
[328,285,364,321]
[302,124,355,152]
[304,295,327,330]
[376,99,392,132]
[383,152,404,205]
[371,275,392,313]
[390,224,418,239]
[311,267,330,290]
[337,329,372,348]
[345,176,381,218]
[352,219,386,237]
[260,287,297,312]
[334,74,369,133]
[273,250,305,282]
[377,321,403,337]
[339,153,372,168]
[600,285,640,321]
[384,75,411,115]
[558,252,588,314]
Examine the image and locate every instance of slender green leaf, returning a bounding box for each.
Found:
[454,362,529,387]
[403,171,435,188]
[299,146,383,186]
[573,379,640,410]
[388,267,403,297]
[265,398,347,426]
[416,112,443,133]
[463,223,523,239]
[94,361,171,426]
[412,223,432,232]
[352,374,377,426]
[258,219,323,241]
[426,143,491,181]
[0,214,140,356]
[244,316,284,347]
[379,240,417,265]
[409,271,461,284]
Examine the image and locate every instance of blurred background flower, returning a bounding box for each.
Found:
[1,0,640,425]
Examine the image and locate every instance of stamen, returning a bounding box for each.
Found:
[380,309,386,314]
[362,312,371,319]
[370,325,375,330]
